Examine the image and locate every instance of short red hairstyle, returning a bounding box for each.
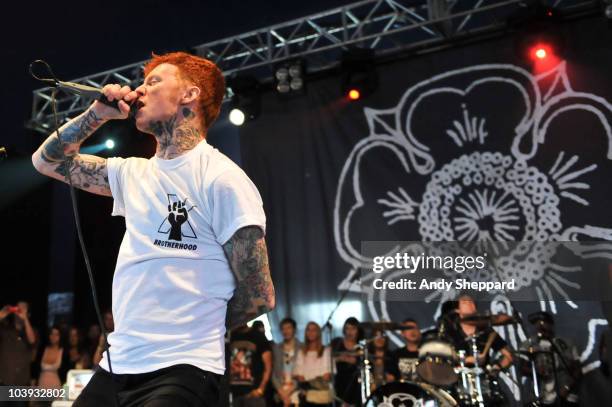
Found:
[143,51,225,130]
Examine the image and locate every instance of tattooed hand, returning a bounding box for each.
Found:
[92,83,139,120]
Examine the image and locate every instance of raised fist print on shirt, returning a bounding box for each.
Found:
[168,200,189,241]
[158,194,198,241]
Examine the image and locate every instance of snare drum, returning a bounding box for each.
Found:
[416,339,458,386]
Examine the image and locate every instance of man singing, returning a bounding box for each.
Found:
[32,52,275,406]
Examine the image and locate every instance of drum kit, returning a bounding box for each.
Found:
[348,314,520,407]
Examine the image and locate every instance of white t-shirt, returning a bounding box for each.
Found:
[99,139,266,374]
[293,347,332,381]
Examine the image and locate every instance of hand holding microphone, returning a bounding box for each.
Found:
[92,84,139,121]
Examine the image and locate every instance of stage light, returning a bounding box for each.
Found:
[341,48,378,100]
[274,60,305,96]
[227,75,260,126]
[229,108,246,126]
[510,4,565,67]
[348,89,361,101]
[105,139,115,149]
[530,43,552,61]
[606,4,612,20]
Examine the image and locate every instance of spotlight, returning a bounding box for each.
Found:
[341,48,378,100]
[227,75,260,126]
[510,4,565,66]
[605,1,612,20]
[274,60,305,96]
[229,108,246,126]
[530,43,552,61]
[105,139,115,149]
[348,89,361,101]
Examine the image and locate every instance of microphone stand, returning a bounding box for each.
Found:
[507,300,541,405]
[322,269,362,407]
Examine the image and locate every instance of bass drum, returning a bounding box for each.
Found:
[366,381,457,407]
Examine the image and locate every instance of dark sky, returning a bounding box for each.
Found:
[0,0,356,153]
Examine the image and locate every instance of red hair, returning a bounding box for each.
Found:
[143,52,225,130]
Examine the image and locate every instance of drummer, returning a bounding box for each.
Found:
[385,318,422,382]
[451,295,513,374]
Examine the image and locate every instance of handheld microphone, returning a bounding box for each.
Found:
[56,81,138,117]
[30,60,137,117]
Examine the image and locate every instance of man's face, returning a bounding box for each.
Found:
[401,321,421,344]
[536,320,555,338]
[134,63,186,133]
[458,298,477,317]
[281,323,295,341]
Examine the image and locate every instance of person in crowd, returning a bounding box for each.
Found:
[0,301,36,387]
[293,322,332,407]
[66,326,92,371]
[386,318,421,382]
[252,320,267,336]
[272,318,301,407]
[331,317,363,406]
[37,326,65,391]
[520,311,582,406]
[230,324,273,407]
[367,329,390,390]
[84,323,100,361]
[92,309,114,366]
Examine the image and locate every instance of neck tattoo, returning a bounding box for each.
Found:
[149,107,203,160]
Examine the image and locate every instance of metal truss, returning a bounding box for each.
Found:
[29,0,599,132]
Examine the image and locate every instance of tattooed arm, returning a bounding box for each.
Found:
[31,84,136,196]
[32,107,111,196]
[223,226,275,329]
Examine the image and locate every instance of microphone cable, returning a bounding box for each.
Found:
[30,60,120,406]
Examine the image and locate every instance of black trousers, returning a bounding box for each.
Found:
[73,364,221,407]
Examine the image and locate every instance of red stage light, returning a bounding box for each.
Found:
[530,43,552,61]
[348,89,361,100]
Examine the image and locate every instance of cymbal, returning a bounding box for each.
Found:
[460,313,517,328]
[360,321,417,331]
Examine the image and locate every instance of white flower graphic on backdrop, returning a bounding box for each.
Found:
[333,62,612,396]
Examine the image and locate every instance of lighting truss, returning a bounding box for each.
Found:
[29,0,598,132]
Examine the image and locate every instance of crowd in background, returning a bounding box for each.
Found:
[0,301,115,392]
[228,317,421,407]
[3,301,612,407]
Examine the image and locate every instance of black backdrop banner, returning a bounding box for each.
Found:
[241,15,612,403]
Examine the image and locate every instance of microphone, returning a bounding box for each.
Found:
[29,60,137,118]
[56,81,138,116]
